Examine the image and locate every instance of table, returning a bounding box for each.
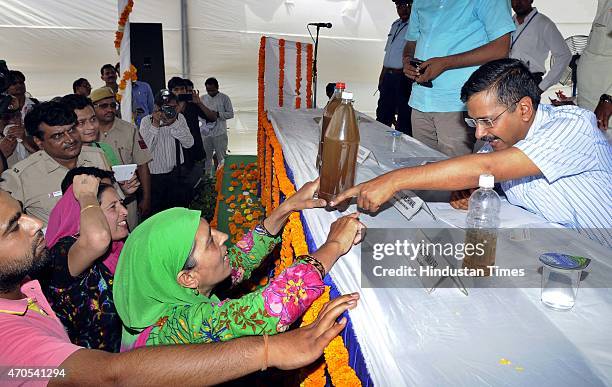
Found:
[268,107,612,386]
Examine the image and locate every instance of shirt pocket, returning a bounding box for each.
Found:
[586,23,612,56]
[30,191,61,217]
[385,33,392,51]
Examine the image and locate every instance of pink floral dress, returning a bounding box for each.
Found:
[147,224,325,345]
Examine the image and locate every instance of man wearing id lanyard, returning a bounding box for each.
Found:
[376,0,413,136]
[509,0,571,93]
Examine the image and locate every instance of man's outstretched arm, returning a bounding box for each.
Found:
[51,293,359,386]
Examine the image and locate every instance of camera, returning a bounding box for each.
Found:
[161,105,177,119]
[178,93,193,102]
[0,60,14,115]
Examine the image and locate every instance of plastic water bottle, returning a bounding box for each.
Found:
[462,174,501,276]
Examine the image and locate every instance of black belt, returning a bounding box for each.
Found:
[385,68,404,74]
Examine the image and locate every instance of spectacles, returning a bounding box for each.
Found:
[94,102,117,110]
[464,101,519,129]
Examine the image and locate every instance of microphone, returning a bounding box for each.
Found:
[308,22,332,28]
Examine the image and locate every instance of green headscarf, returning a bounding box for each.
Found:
[114,207,202,337]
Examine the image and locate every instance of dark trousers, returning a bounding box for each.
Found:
[150,171,190,215]
[376,70,413,136]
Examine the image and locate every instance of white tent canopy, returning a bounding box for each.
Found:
[0,0,598,133]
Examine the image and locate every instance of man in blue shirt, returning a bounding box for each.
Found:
[132,80,155,127]
[376,0,413,135]
[403,0,515,157]
[331,59,612,248]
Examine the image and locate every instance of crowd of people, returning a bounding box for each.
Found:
[0,58,369,383]
[0,0,610,384]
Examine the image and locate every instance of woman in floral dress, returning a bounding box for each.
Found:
[114,179,365,350]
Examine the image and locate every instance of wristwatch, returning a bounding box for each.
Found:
[599,94,612,104]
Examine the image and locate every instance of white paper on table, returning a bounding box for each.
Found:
[392,190,424,221]
[427,198,553,229]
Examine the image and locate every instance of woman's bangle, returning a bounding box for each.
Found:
[80,204,100,214]
[261,334,269,371]
[255,222,277,238]
[297,255,326,279]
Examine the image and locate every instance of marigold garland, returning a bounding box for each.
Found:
[114,0,134,54]
[300,287,330,387]
[255,35,359,387]
[257,36,267,177]
[278,39,286,107]
[116,64,138,103]
[306,44,313,108]
[296,42,302,109]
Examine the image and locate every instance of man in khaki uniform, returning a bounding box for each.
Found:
[91,87,152,226]
[0,101,110,225]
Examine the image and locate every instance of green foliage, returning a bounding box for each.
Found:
[189,173,218,222]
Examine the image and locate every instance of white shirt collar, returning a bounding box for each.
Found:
[513,7,538,25]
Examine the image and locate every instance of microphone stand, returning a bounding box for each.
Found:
[312,25,321,108]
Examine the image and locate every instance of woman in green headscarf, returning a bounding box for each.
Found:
[114,179,365,350]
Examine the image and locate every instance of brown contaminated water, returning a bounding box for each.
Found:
[316,90,344,170]
[319,98,360,210]
[462,228,498,276]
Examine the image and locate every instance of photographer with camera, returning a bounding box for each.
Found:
[167,77,216,168]
[0,61,14,173]
[139,90,194,215]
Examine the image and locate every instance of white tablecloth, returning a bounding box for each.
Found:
[268,107,612,386]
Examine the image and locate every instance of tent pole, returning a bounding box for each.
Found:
[180,0,190,78]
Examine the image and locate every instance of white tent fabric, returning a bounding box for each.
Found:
[264,37,312,110]
[0,0,598,133]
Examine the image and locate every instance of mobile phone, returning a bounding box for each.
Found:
[409,58,433,88]
[409,58,424,69]
[112,164,138,182]
[178,93,193,102]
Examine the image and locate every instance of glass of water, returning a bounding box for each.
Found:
[539,253,590,311]
[541,265,581,311]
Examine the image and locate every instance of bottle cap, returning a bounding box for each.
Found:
[341,91,353,100]
[336,82,346,89]
[478,174,494,188]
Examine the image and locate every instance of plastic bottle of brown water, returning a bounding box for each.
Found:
[462,174,500,276]
[317,82,346,170]
[319,91,360,211]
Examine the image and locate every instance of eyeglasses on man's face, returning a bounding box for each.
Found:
[94,102,117,110]
[464,101,520,129]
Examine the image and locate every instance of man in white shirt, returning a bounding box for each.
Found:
[577,0,612,131]
[331,59,612,248]
[201,77,234,176]
[376,0,413,135]
[510,0,572,93]
[139,91,194,214]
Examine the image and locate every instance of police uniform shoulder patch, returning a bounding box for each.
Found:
[138,133,148,150]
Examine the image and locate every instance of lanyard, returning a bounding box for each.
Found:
[511,11,539,49]
[391,21,408,44]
